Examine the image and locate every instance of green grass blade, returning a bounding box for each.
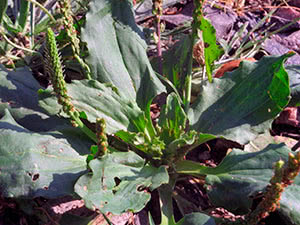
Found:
[0,0,8,25]
[18,0,30,31]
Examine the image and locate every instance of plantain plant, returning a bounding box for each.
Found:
[0,0,300,224]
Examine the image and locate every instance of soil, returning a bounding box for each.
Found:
[1,0,300,225]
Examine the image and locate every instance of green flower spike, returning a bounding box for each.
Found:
[95,118,108,158]
[44,28,96,143]
[247,152,300,225]
[44,28,74,115]
[282,152,300,185]
[58,0,91,80]
[86,118,108,164]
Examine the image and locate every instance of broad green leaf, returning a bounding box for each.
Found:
[176,213,217,225]
[205,144,300,223]
[0,65,67,132]
[176,143,300,223]
[200,17,223,82]
[285,64,300,106]
[206,144,299,214]
[204,146,284,213]
[176,144,300,224]
[83,0,165,109]
[39,79,150,134]
[280,183,300,225]
[0,65,42,122]
[189,54,292,144]
[0,109,87,198]
[75,151,169,214]
[0,65,92,154]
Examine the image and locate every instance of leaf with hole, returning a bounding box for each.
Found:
[75,151,169,214]
[0,110,87,198]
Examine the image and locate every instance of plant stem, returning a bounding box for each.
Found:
[30,2,35,48]
[0,29,41,56]
[26,0,56,23]
[158,179,177,225]
[152,0,163,75]
[156,19,163,75]
[183,32,195,112]
[184,71,192,112]
[184,0,204,112]
[71,115,97,143]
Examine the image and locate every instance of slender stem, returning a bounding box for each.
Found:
[183,31,195,112]
[74,54,92,80]
[30,2,35,48]
[71,114,97,143]
[184,68,192,112]
[158,179,176,225]
[153,0,163,75]
[184,0,203,112]
[2,54,21,60]
[156,17,163,75]
[26,0,56,23]
[0,30,41,56]
[101,212,113,225]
